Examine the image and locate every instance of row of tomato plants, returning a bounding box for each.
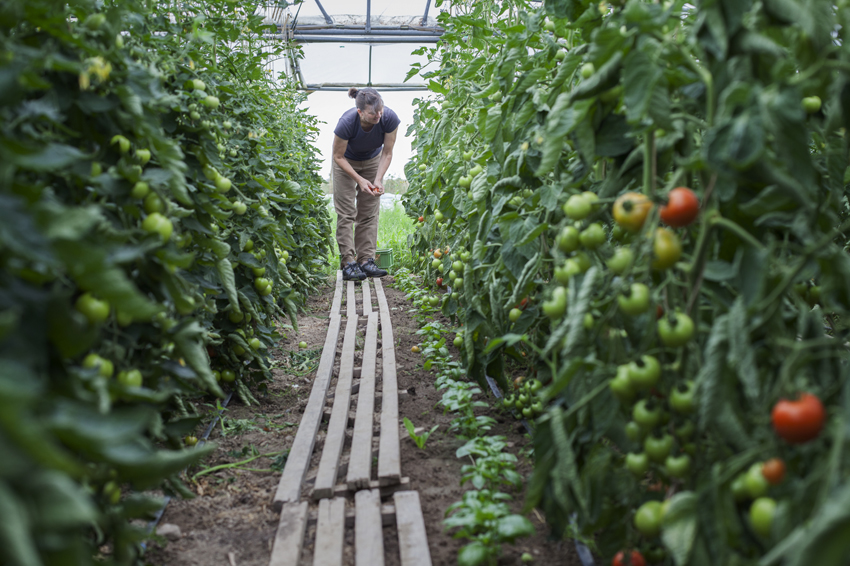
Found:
[403,0,850,564]
[396,268,537,566]
[0,0,331,564]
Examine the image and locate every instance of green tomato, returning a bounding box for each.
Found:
[202,95,220,109]
[91,162,103,177]
[75,293,110,324]
[802,96,821,114]
[609,365,636,403]
[674,420,695,440]
[83,354,114,378]
[627,355,661,390]
[542,286,568,319]
[665,454,692,478]
[141,213,173,242]
[131,181,150,199]
[580,62,595,79]
[574,252,591,272]
[459,176,471,188]
[111,135,131,153]
[554,260,580,284]
[644,433,674,463]
[215,176,232,193]
[431,258,442,270]
[583,313,594,330]
[749,497,777,537]
[249,337,261,350]
[579,223,606,249]
[632,399,662,428]
[84,13,106,30]
[509,308,523,322]
[625,421,645,443]
[454,277,464,286]
[117,369,143,388]
[626,452,649,476]
[669,381,697,414]
[745,463,770,499]
[254,277,271,291]
[731,474,750,502]
[634,501,663,537]
[136,148,151,165]
[618,283,651,316]
[462,150,474,161]
[557,225,581,253]
[606,247,633,274]
[562,194,591,220]
[233,201,247,215]
[469,164,484,178]
[453,336,464,348]
[452,260,463,272]
[228,310,244,323]
[143,192,164,213]
[658,311,694,347]
[221,369,236,382]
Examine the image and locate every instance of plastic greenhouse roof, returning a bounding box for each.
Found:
[261,0,443,91]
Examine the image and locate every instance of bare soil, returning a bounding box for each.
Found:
[143,276,585,566]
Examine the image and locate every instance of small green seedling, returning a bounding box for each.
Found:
[403,417,439,449]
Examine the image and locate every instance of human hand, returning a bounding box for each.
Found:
[359,177,379,195]
[373,180,385,195]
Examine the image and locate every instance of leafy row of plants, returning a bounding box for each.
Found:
[395,268,535,566]
[402,0,850,564]
[0,0,330,564]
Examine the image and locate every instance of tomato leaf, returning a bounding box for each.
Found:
[661,491,698,565]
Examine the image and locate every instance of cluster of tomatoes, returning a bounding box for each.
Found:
[501,376,545,420]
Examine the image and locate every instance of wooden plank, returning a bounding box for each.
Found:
[394,491,432,566]
[347,312,379,489]
[333,477,411,499]
[362,279,372,315]
[374,279,401,485]
[347,280,357,319]
[355,489,385,566]
[313,316,358,499]
[330,270,343,316]
[273,314,343,509]
[313,498,346,566]
[308,502,396,528]
[268,501,308,566]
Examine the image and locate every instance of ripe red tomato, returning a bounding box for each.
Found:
[418,216,424,222]
[660,187,700,227]
[761,458,786,485]
[771,393,825,443]
[436,277,443,287]
[612,550,645,566]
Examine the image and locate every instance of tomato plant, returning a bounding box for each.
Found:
[403,0,850,563]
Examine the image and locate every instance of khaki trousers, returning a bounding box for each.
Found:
[332,153,382,266]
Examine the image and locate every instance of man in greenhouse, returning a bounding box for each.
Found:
[332,86,399,281]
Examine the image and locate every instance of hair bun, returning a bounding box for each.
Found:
[348,87,359,99]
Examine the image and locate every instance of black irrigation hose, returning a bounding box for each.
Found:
[142,391,234,545]
[483,373,595,566]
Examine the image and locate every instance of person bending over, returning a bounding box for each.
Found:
[332,86,398,281]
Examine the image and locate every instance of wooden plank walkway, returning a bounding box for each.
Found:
[269,272,431,566]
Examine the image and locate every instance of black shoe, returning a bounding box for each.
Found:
[359,258,388,278]
[342,262,366,281]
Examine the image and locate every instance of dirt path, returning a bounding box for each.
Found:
[144,276,583,566]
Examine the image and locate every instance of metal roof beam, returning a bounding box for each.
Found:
[291,35,440,43]
[421,0,432,27]
[312,0,334,25]
[301,84,430,92]
[293,29,442,37]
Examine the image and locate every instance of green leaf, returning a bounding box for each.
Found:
[496,514,535,541]
[0,482,40,566]
[173,321,223,397]
[457,541,489,566]
[697,315,729,432]
[28,471,99,530]
[662,491,698,565]
[428,79,448,95]
[216,258,240,313]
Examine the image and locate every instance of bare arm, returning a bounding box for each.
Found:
[372,128,397,193]
[332,135,378,194]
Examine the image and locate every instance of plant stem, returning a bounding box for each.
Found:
[191,450,285,480]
